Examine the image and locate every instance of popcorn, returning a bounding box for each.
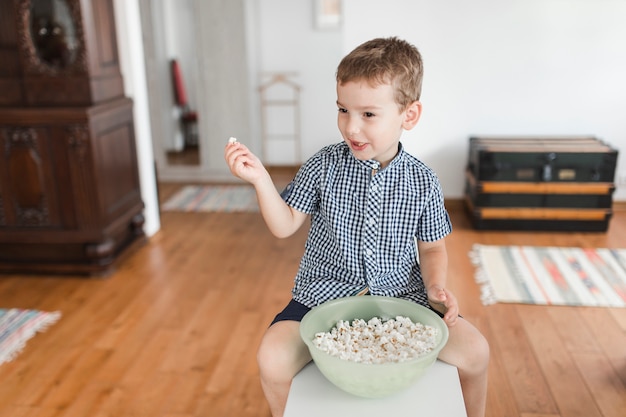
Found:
[313,316,438,364]
[228,136,238,144]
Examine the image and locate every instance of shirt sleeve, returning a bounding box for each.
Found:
[417,176,452,242]
[281,151,325,214]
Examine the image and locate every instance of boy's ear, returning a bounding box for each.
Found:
[402,101,422,130]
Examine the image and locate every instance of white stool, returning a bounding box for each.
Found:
[284,360,467,417]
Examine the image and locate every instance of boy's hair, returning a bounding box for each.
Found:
[336,37,423,110]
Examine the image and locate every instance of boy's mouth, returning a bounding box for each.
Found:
[349,140,368,151]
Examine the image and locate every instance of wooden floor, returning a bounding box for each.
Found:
[166,146,200,166]
[0,175,625,417]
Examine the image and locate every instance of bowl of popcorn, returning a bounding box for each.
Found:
[299,295,449,398]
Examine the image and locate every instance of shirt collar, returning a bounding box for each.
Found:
[350,142,406,172]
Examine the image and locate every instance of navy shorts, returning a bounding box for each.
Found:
[270,299,311,326]
[270,298,446,326]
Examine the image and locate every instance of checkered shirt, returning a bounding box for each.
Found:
[281,142,452,308]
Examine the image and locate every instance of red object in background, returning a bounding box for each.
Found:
[170,59,198,147]
[171,60,188,106]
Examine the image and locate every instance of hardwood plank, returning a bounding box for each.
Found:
[11,345,97,408]
[161,415,194,417]
[123,372,181,417]
[0,406,39,417]
[547,307,602,354]
[156,372,208,416]
[520,414,561,417]
[478,314,520,417]
[517,305,604,417]
[570,352,626,417]
[577,308,626,388]
[39,349,114,410]
[61,380,125,417]
[607,308,626,333]
[487,304,558,415]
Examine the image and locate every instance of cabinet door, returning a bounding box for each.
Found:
[0,126,62,228]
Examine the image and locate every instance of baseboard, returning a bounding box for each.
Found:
[614,201,626,211]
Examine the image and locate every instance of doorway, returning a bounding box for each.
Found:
[138,0,256,183]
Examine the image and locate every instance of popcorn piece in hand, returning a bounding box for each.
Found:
[228,136,238,144]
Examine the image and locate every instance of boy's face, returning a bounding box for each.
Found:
[336,79,420,168]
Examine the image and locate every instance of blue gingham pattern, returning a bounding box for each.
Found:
[282,142,452,308]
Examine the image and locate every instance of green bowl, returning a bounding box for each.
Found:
[300,296,449,398]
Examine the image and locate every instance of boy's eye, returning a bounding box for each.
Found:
[364,112,375,118]
[338,108,348,114]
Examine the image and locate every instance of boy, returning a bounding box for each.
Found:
[224,37,489,417]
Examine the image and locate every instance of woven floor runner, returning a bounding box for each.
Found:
[161,185,259,212]
[470,245,626,307]
[0,309,61,365]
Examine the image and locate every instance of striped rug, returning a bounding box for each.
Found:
[0,309,61,365]
[470,245,626,307]
[162,185,259,212]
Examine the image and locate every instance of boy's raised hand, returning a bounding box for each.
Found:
[224,140,268,185]
[427,285,459,327]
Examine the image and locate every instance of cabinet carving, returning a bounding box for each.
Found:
[0,0,144,274]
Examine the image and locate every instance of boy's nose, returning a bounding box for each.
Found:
[346,117,360,135]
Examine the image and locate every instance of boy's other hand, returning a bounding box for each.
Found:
[427,285,459,327]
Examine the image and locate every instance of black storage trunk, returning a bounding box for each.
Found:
[465,136,618,231]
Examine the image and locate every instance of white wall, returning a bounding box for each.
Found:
[341,0,626,200]
[256,0,343,163]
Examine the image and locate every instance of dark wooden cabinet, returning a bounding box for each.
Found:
[0,0,144,274]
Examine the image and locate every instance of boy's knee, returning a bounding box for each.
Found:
[476,333,490,368]
[256,322,310,382]
[257,337,282,374]
[257,342,290,387]
[466,332,490,375]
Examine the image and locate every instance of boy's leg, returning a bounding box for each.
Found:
[257,320,312,417]
[438,318,490,417]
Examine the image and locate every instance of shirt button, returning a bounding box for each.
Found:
[371,185,379,192]
[365,249,373,257]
